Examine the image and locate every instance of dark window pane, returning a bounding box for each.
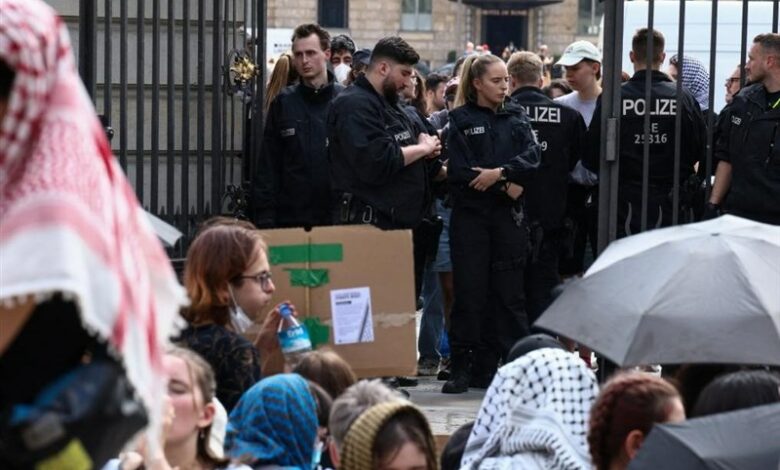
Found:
[319,0,348,28]
[420,0,432,14]
[402,0,416,14]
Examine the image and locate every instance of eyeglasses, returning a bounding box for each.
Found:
[237,271,274,292]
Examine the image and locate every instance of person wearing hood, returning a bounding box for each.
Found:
[460,348,600,469]
[252,24,344,229]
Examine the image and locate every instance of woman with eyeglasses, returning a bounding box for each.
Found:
[177,218,282,412]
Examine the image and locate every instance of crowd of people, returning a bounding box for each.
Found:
[1,0,779,469]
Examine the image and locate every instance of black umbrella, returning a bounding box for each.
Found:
[628,403,780,470]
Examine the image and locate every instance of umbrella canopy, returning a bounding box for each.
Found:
[535,216,780,366]
[628,403,780,470]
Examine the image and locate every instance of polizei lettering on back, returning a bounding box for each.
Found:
[464,126,486,136]
[520,105,562,123]
[622,98,677,116]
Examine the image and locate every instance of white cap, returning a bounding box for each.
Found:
[205,398,228,460]
[556,41,601,66]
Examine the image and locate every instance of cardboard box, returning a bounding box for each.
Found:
[249,225,417,378]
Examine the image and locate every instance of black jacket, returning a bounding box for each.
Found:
[446,100,540,207]
[327,75,433,229]
[585,70,705,189]
[253,74,344,228]
[715,83,780,224]
[510,87,586,230]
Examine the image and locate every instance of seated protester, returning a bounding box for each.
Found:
[505,333,566,363]
[461,348,599,470]
[672,364,736,413]
[440,421,475,470]
[177,219,273,412]
[588,372,685,470]
[328,379,405,467]
[293,349,358,400]
[226,374,331,469]
[692,370,780,417]
[339,401,438,470]
[105,347,251,470]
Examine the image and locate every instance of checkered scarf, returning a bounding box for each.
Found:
[671,54,710,112]
[226,374,318,469]
[0,0,186,444]
[461,348,599,470]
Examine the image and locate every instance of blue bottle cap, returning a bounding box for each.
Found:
[279,303,293,317]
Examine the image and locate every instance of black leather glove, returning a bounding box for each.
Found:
[701,202,721,220]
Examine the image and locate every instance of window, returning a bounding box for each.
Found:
[319,0,348,29]
[402,0,432,31]
[578,0,604,36]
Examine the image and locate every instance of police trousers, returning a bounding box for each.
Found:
[449,201,530,358]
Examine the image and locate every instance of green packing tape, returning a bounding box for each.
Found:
[269,243,344,265]
[285,268,330,287]
[303,317,330,348]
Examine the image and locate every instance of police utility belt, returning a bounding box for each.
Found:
[338,192,383,225]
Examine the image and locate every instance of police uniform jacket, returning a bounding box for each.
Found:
[446,100,540,208]
[510,87,586,230]
[253,73,344,228]
[584,70,705,189]
[715,83,780,224]
[327,75,433,229]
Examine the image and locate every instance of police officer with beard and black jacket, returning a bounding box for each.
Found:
[253,24,344,228]
[327,36,442,294]
[585,28,705,237]
[707,33,780,225]
[507,51,586,325]
[443,54,540,394]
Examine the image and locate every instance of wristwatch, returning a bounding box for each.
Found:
[498,167,508,181]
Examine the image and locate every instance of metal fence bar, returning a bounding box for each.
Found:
[197,0,206,216]
[250,0,267,195]
[597,0,624,252]
[136,0,146,204]
[79,0,97,100]
[119,0,128,170]
[167,0,175,217]
[640,0,656,232]
[774,0,779,33]
[151,0,161,213]
[103,0,112,122]
[740,0,749,88]
[672,0,685,225]
[230,0,237,183]
[222,0,229,190]
[211,0,223,213]
[182,0,191,220]
[704,0,719,201]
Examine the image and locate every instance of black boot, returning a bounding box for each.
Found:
[469,347,498,389]
[442,349,471,394]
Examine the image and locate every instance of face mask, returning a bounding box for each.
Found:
[227,285,253,333]
[334,63,351,84]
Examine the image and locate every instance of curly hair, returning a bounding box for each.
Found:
[588,372,681,470]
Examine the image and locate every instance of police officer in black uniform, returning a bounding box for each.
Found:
[585,28,705,237]
[443,54,540,394]
[253,24,344,228]
[327,36,442,293]
[708,33,780,225]
[507,51,586,324]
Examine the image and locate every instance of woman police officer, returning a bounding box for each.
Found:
[442,54,540,394]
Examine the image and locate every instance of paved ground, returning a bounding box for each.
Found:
[402,376,485,440]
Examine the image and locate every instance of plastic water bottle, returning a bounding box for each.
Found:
[277,303,312,366]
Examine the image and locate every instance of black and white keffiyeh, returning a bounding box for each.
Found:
[461,348,599,470]
[671,54,710,112]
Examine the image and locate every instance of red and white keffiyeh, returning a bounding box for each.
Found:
[0,0,187,439]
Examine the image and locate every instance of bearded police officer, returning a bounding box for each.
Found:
[253,24,344,228]
[585,28,705,236]
[507,51,586,324]
[327,36,442,293]
[708,33,780,225]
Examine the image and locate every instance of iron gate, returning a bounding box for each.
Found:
[77,0,267,257]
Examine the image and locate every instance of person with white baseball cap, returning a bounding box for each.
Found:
[555,40,602,127]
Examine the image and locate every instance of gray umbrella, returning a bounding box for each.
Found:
[628,403,780,469]
[535,215,780,366]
